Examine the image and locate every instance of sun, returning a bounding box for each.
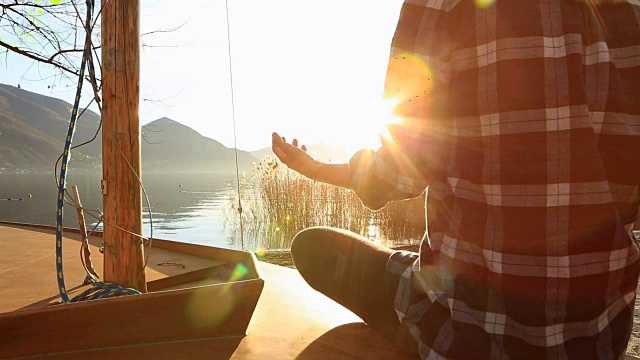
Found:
[365,98,403,147]
[336,52,432,155]
[332,97,403,157]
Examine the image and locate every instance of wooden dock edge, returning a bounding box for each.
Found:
[0,221,265,359]
[0,273,264,359]
[0,221,262,281]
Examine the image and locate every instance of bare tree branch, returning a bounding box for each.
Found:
[0,38,78,76]
[141,22,187,37]
[47,45,100,63]
[0,0,186,114]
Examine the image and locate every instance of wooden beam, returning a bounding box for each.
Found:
[101,0,146,292]
[0,280,264,358]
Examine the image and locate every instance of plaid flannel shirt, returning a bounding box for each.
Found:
[349,1,640,359]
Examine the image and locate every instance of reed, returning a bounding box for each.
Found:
[225,156,425,251]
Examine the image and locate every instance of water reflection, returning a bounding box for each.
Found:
[0,173,424,251]
[0,173,240,249]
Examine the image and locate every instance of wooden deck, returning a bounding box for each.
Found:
[0,223,413,359]
[1,223,638,359]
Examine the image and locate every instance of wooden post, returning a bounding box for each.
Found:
[101,0,147,292]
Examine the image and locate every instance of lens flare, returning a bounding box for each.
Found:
[185,285,235,329]
[379,52,434,143]
[229,263,249,282]
[255,245,266,260]
[475,0,496,8]
[375,97,402,144]
[385,52,432,104]
[184,264,249,329]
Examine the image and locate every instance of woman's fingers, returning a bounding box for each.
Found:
[271,132,309,163]
[293,139,308,152]
[273,145,287,163]
[272,132,287,162]
[272,132,284,145]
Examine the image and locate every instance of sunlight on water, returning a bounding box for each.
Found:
[367,218,378,240]
[0,172,424,252]
[0,173,242,248]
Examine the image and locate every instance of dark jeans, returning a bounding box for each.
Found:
[291,226,417,353]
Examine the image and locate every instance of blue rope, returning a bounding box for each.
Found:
[56,0,140,303]
[71,277,140,302]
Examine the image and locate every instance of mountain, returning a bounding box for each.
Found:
[0,84,102,171]
[141,117,256,173]
[0,84,256,173]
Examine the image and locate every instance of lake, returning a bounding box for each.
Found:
[0,172,424,252]
[0,173,244,249]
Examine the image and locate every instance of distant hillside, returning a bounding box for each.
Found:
[0,84,256,173]
[141,118,256,173]
[0,84,102,171]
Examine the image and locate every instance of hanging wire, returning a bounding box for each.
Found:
[224,0,245,251]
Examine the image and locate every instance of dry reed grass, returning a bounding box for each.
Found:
[225,156,425,251]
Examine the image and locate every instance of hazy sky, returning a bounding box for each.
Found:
[1,0,403,152]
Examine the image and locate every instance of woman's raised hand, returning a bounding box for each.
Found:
[271,132,319,179]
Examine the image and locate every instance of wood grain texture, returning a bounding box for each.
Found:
[0,279,263,359]
[0,223,265,359]
[0,225,413,359]
[101,0,146,291]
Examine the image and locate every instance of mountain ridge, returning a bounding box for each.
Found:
[0,84,256,174]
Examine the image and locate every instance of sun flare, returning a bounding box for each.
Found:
[376,97,403,143]
[335,97,404,156]
[341,52,433,153]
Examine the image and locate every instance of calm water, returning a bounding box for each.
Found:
[0,173,243,249]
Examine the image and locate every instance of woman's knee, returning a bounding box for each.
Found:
[290,226,334,265]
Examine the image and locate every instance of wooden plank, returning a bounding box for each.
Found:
[0,224,264,359]
[2,224,638,359]
[0,222,261,283]
[101,0,146,291]
[24,338,244,360]
[0,224,221,313]
[1,253,412,360]
[230,263,416,360]
[0,279,264,359]
[149,238,261,279]
[147,265,225,292]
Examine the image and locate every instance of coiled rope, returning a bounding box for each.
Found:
[56,0,140,303]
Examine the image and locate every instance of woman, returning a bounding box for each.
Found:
[273,1,640,358]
